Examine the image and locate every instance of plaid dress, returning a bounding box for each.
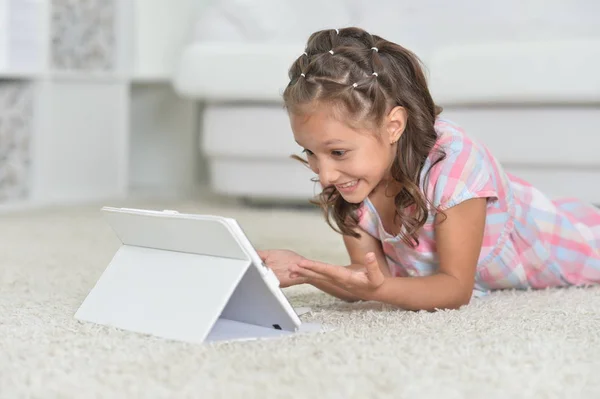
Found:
[357,118,600,297]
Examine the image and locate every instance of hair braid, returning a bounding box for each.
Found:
[284,27,445,246]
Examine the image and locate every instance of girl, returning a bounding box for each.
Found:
[258,27,600,311]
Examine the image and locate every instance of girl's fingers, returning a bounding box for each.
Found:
[364,252,385,286]
[257,250,268,261]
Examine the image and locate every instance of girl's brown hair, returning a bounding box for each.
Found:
[283,27,445,247]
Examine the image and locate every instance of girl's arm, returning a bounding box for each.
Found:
[292,197,487,310]
[371,197,487,310]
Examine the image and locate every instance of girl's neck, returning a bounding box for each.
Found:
[370,176,403,200]
[367,178,405,237]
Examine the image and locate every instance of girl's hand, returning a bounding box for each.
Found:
[257,249,310,288]
[291,252,386,300]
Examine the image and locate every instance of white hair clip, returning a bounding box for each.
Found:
[352,83,358,88]
[372,72,378,77]
[371,47,379,52]
[303,51,308,56]
[335,28,339,34]
[329,50,334,55]
[300,73,306,77]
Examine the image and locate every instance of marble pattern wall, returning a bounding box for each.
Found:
[0,82,33,202]
[51,0,116,71]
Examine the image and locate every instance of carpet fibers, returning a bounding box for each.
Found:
[1,197,599,399]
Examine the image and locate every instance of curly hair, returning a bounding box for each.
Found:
[283,27,445,247]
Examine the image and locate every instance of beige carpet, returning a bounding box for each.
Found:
[1,195,599,399]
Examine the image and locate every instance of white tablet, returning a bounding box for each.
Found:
[74,206,302,343]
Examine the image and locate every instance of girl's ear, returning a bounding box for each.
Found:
[386,106,407,145]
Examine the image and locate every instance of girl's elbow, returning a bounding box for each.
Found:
[437,288,472,310]
[449,278,474,309]
[451,291,472,309]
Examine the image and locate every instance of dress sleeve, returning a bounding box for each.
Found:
[424,135,499,211]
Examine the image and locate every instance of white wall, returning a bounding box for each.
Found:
[127,0,214,195]
[129,84,203,194]
[132,0,213,80]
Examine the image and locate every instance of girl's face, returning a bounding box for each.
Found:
[289,105,406,204]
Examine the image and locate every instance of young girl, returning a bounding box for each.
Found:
[257,27,600,311]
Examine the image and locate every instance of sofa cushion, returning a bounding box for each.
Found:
[173,43,301,102]
[428,39,600,104]
[175,39,600,104]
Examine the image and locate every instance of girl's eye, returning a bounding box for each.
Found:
[302,149,314,156]
[331,150,346,157]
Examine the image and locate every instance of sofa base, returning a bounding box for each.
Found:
[206,157,600,206]
[202,104,600,205]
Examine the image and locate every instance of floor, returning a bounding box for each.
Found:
[1,194,599,398]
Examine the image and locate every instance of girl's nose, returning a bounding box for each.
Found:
[319,166,341,187]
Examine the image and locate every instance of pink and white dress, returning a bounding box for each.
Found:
[357,118,600,297]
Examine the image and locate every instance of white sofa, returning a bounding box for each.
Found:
[173,1,600,204]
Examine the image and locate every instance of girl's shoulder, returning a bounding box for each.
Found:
[356,117,509,237]
[422,118,505,211]
[431,117,477,154]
